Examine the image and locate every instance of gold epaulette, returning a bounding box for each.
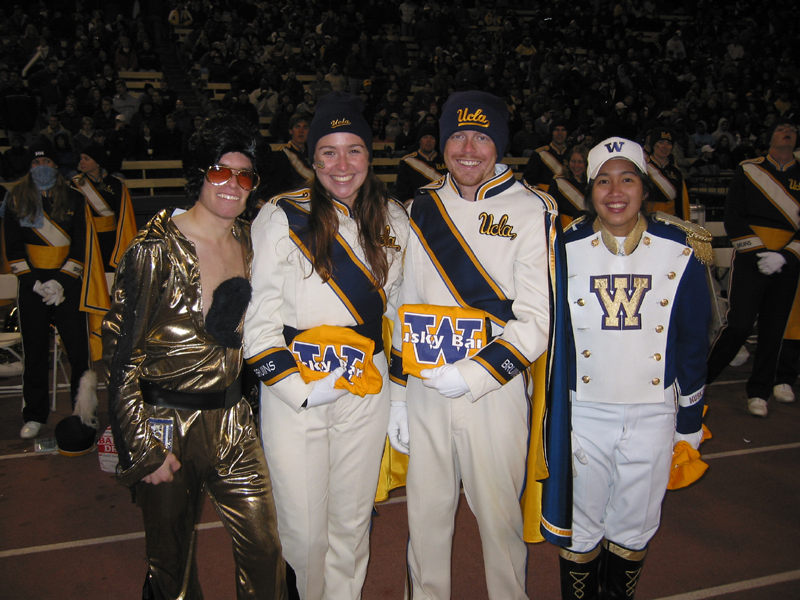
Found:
[564,214,588,234]
[652,211,713,265]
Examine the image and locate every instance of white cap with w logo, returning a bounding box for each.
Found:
[587,137,647,181]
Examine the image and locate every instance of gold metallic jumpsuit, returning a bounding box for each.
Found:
[102,210,285,600]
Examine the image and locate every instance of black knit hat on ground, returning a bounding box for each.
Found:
[55,371,98,457]
[439,91,509,155]
[55,416,97,456]
[307,91,373,161]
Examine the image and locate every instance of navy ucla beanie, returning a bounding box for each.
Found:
[439,91,509,156]
[308,91,373,161]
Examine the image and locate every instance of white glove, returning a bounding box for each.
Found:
[420,365,470,399]
[387,401,410,454]
[756,251,786,275]
[571,431,588,477]
[32,280,47,298]
[673,429,704,451]
[39,281,57,304]
[41,280,65,306]
[305,366,347,408]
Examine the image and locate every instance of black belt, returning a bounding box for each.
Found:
[139,376,243,411]
[282,319,384,355]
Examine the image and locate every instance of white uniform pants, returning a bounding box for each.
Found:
[569,394,675,553]
[260,357,390,600]
[405,378,530,600]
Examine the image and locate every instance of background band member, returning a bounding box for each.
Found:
[74,143,137,271]
[264,112,314,200]
[523,118,570,191]
[547,143,590,226]
[74,142,137,360]
[645,128,691,220]
[103,115,286,599]
[560,138,710,599]
[706,119,799,416]
[3,140,92,440]
[395,124,448,204]
[244,92,408,600]
[388,91,570,600]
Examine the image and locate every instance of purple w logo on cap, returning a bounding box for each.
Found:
[604,140,625,153]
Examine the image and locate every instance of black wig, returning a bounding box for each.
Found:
[183,114,263,201]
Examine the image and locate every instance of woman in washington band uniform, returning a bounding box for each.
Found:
[559,137,711,600]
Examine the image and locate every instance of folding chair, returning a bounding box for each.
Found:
[0,274,24,386]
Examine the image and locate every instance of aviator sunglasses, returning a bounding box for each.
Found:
[200,165,260,191]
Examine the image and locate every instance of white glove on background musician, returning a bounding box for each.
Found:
[41,280,65,306]
[32,280,47,298]
[756,251,786,275]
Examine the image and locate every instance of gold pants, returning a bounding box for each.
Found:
[135,400,286,600]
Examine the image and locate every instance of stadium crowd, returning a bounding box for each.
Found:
[0,0,797,187]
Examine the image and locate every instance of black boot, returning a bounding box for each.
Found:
[600,540,647,599]
[559,544,601,600]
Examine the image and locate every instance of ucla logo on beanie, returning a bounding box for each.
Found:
[440,91,509,155]
[307,92,373,160]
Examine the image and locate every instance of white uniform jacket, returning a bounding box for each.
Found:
[244,189,409,411]
[390,165,551,401]
[564,215,710,433]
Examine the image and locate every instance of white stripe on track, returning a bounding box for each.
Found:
[651,569,800,599]
[0,523,227,558]
[703,442,800,460]
[0,531,145,558]
[0,451,57,460]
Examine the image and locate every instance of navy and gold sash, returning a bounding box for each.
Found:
[16,213,83,279]
[279,198,386,324]
[282,145,314,181]
[647,160,678,202]
[539,147,565,178]
[248,198,387,387]
[409,193,515,327]
[404,155,444,182]
[743,162,800,229]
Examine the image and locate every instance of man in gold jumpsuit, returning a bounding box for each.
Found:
[102,115,285,600]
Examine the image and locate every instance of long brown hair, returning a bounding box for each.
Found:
[565,144,590,184]
[306,168,390,289]
[6,171,73,222]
